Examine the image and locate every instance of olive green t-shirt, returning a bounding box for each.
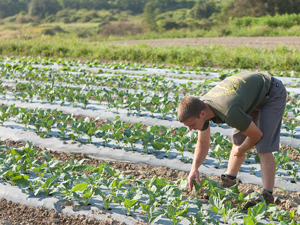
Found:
[201,71,272,132]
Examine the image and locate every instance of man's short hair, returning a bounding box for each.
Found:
[177,96,206,122]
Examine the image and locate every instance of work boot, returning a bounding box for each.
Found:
[220,174,239,188]
[243,190,274,210]
[262,190,274,205]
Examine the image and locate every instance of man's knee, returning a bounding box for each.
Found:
[258,152,274,158]
[258,152,275,164]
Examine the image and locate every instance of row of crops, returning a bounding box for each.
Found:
[0,61,300,137]
[0,56,299,224]
[0,104,299,184]
[3,142,299,225]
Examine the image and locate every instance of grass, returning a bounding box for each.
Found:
[1,37,300,72]
[3,17,300,41]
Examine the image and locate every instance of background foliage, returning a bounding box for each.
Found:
[1,0,300,58]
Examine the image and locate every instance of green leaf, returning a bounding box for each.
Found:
[250,202,267,220]
[124,199,139,208]
[11,175,31,187]
[243,215,255,225]
[71,182,88,192]
[47,118,54,127]
[94,188,104,197]
[177,179,188,189]
[88,127,95,135]
[149,208,165,224]
[34,187,44,196]
[209,196,222,209]
[151,142,164,150]
[41,151,52,162]
[209,206,219,214]
[45,175,58,187]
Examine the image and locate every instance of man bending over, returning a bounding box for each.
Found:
[177,71,286,205]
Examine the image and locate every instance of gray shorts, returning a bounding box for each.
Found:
[232,77,286,153]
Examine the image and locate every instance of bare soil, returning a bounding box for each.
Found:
[107,36,300,50]
[0,139,300,224]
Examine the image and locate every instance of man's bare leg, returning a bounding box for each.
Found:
[226,144,247,176]
[258,152,276,190]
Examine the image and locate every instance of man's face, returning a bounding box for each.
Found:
[183,116,205,131]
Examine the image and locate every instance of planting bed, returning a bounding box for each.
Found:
[0,56,299,224]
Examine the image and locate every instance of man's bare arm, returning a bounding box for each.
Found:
[191,126,211,170]
[237,121,263,155]
[188,125,211,190]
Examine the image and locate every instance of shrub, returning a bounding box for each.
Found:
[100,22,144,37]
[3,15,17,23]
[90,18,103,23]
[16,16,31,24]
[77,30,92,38]
[52,25,64,32]
[42,29,55,36]
[4,26,18,30]
[158,20,179,30]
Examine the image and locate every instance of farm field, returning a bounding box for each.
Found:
[0,53,299,225]
[104,36,300,50]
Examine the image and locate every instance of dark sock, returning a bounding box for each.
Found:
[263,188,273,194]
[224,174,236,180]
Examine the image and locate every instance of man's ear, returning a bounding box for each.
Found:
[199,110,205,118]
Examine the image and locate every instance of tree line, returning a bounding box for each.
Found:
[1,0,300,22]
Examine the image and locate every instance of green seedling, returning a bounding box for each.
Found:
[245,202,268,222]
[274,150,291,170]
[0,104,15,125]
[32,175,59,196]
[209,195,240,224]
[209,132,232,167]
[193,208,219,225]
[96,124,112,146]
[284,120,299,138]
[251,166,257,175]
[286,162,300,183]
[141,131,154,154]
[141,203,163,224]
[268,205,295,223]
[57,120,69,139]
[192,179,208,198]
[116,189,141,216]
[95,187,114,210]
[70,182,97,205]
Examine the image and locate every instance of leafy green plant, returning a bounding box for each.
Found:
[268,205,296,223]
[193,208,219,225]
[70,182,96,205]
[209,132,232,167]
[115,189,141,216]
[141,203,164,224]
[286,162,300,183]
[284,120,299,137]
[209,195,238,224]
[274,150,292,170]
[245,202,268,223]
[32,175,59,196]
[0,105,15,125]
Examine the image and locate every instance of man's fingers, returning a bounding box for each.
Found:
[188,179,193,191]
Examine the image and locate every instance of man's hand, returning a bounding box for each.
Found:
[232,145,247,158]
[188,169,200,191]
